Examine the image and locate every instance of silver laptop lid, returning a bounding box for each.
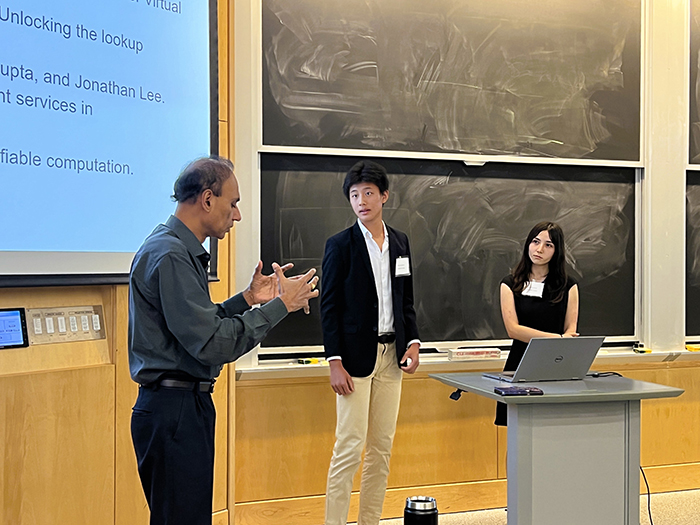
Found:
[507,336,604,382]
[483,336,605,382]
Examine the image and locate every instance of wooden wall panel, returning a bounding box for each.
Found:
[236,377,337,502]
[625,368,700,466]
[214,0,232,506]
[213,369,230,512]
[235,363,700,518]
[235,374,499,503]
[0,286,113,376]
[218,0,229,124]
[641,462,700,493]
[213,509,230,525]
[389,375,498,487]
[219,121,230,158]
[0,366,114,525]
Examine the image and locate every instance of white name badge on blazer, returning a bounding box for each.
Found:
[522,281,544,298]
[395,256,411,277]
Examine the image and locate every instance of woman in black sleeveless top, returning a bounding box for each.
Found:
[495,222,579,426]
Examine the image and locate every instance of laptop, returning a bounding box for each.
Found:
[483,336,605,383]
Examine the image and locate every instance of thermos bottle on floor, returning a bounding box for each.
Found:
[404,495,438,525]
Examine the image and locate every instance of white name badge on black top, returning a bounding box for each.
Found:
[522,281,545,298]
[395,256,411,277]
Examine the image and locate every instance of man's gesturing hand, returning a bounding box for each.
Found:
[273,263,319,314]
[243,261,293,306]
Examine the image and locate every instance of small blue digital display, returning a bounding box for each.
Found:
[0,309,29,349]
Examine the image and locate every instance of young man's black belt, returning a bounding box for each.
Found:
[378,333,395,344]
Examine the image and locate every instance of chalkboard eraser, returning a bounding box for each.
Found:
[632,342,650,353]
[633,342,650,353]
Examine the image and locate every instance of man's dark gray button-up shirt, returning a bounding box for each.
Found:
[128,215,288,384]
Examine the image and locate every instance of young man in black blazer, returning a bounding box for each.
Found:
[321,160,420,525]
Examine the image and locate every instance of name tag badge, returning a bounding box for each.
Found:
[395,256,411,277]
[522,281,544,298]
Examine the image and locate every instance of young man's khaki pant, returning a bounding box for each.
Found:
[325,342,403,525]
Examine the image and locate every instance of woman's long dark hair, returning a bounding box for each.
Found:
[511,221,568,304]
